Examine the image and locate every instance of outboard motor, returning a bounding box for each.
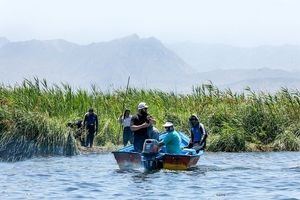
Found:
[141,139,162,170]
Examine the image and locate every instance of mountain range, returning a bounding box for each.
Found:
[168,42,300,72]
[1,35,300,93]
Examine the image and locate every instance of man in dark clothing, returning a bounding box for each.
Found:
[130,102,153,152]
[83,108,99,148]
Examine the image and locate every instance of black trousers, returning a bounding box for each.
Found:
[86,125,96,147]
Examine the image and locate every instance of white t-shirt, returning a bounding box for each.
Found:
[122,116,132,127]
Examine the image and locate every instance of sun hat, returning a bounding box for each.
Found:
[138,102,148,110]
[162,122,173,127]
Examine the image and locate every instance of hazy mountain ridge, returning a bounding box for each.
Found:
[168,42,300,72]
[195,68,300,84]
[0,37,9,48]
[1,35,300,93]
[194,69,300,92]
[0,35,193,91]
[224,77,300,92]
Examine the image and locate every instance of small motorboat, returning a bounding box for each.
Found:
[112,132,204,170]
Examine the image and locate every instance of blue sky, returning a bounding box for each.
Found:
[1,0,300,46]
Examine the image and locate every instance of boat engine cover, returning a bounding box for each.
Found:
[142,139,159,154]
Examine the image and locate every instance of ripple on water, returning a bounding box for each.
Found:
[282,166,300,172]
[1,152,300,199]
[36,173,52,177]
[64,187,79,192]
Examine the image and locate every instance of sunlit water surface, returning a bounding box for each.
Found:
[1,152,300,199]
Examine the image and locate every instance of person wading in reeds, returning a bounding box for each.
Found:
[83,108,99,148]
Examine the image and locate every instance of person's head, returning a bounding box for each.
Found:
[189,114,199,126]
[124,109,130,117]
[163,121,174,132]
[138,102,148,116]
[88,108,94,113]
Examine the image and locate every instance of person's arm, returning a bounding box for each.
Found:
[83,114,87,127]
[199,124,207,144]
[186,130,194,148]
[130,115,149,132]
[160,133,171,147]
[118,115,123,124]
[190,131,194,143]
[130,122,149,132]
[95,115,99,133]
[147,115,156,125]
[158,140,165,148]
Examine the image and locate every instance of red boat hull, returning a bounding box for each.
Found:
[112,151,141,170]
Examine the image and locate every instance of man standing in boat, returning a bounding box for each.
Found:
[83,108,99,148]
[130,102,154,152]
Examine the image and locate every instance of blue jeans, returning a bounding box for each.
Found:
[123,127,133,146]
[133,137,147,153]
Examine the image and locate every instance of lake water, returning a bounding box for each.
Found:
[1,152,300,199]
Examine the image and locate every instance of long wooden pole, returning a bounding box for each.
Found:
[119,76,131,139]
[122,76,131,113]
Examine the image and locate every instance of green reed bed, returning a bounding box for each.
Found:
[1,78,300,161]
[0,106,79,161]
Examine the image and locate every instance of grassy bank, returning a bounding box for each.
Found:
[1,78,300,160]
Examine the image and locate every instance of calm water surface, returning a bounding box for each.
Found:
[1,152,300,199]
